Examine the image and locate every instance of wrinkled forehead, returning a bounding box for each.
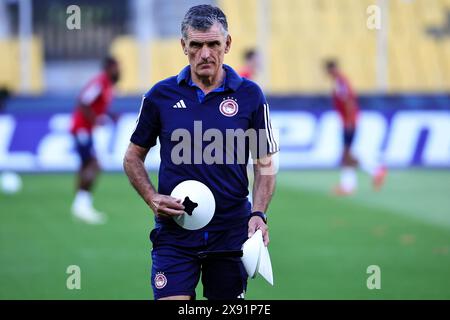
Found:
[185,22,227,43]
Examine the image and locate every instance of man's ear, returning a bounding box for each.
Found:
[181,38,188,55]
[224,35,232,54]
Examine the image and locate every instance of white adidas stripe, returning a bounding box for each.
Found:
[266,103,278,152]
[263,103,278,153]
[132,95,146,134]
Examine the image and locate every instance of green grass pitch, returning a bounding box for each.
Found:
[1,170,450,299]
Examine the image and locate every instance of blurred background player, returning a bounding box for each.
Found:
[239,49,261,205]
[238,48,260,80]
[70,56,121,224]
[324,59,387,195]
[0,86,22,195]
[239,49,275,216]
[0,87,10,111]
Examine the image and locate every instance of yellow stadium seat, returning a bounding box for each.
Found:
[109,0,450,94]
[0,37,43,94]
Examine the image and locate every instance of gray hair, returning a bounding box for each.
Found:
[181,5,228,40]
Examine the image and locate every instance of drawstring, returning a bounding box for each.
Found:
[203,231,209,246]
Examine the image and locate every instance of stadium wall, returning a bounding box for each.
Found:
[1,95,449,172]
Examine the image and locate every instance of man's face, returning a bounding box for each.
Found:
[181,22,231,79]
[248,53,260,71]
[326,65,338,78]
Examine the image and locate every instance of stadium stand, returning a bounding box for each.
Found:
[0,37,43,93]
[2,0,450,94]
[109,0,450,94]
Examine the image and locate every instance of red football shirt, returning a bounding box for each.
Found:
[70,72,114,134]
[238,66,254,80]
[332,73,359,128]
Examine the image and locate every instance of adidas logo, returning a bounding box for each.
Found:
[173,100,187,109]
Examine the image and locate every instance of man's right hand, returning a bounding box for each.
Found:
[149,194,185,218]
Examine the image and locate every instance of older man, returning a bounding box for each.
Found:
[124,5,278,300]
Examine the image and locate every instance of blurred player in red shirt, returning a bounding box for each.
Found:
[239,49,261,205]
[239,49,260,80]
[70,56,120,223]
[324,59,386,195]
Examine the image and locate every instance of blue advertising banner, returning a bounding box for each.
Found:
[1,95,449,171]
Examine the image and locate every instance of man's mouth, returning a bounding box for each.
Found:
[199,62,213,69]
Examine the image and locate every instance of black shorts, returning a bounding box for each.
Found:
[73,131,95,165]
[343,127,356,147]
[150,222,249,300]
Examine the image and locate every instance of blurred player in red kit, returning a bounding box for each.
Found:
[239,49,260,80]
[324,59,386,195]
[70,56,120,223]
[239,49,261,204]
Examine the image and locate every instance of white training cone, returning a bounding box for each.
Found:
[170,180,215,230]
[241,229,274,285]
[257,244,274,285]
[241,230,263,278]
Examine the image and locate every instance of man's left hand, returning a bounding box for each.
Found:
[248,216,269,247]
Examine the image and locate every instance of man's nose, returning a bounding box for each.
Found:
[200,45,211,60]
